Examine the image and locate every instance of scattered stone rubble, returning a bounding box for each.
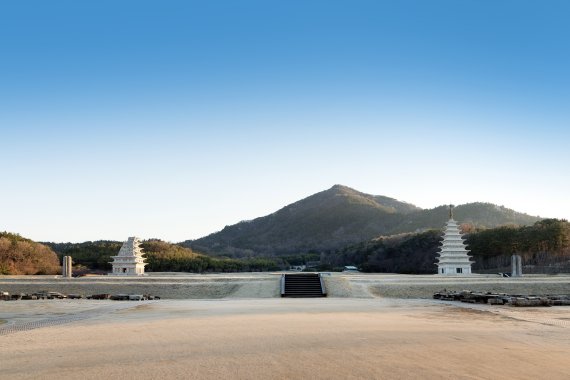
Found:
[0,290,159,301]
[433,290,570,307]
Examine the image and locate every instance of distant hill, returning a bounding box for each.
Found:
[0,232,60,275]
[185,185,419,256]
[184,185,542,257]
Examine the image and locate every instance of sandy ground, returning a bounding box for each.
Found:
[0,298,569,380]
[2,273,569,299]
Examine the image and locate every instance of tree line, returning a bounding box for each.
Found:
[323,219,570,274]
[467,219,570,273]
[4,219,569,275]
[46,239,281,274]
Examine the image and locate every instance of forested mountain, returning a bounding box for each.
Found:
[185,185,541,257]
[0,232,60,275]
[185,185,420,256]
[324,219,570,274]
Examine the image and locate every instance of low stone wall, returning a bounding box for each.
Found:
[0,275,281,299]
[368,282,570,299]
[346,274,570,299]
[1,273,569,299]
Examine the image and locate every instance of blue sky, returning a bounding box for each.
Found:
[1,1,569,242]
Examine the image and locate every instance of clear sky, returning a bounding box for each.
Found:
[1,1,569,243]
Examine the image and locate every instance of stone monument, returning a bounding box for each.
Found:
[62,256,72,278]
[436,205,474,275]
[110,237,147,276]
[511,254,523,277]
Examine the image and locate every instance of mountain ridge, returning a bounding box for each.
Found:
[184,185,541,256]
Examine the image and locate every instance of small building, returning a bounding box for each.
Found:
[109,237,147,276]
[436,206,473,275]
[305,261,320,270]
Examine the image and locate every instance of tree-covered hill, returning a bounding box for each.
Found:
[46,239,280,274]
[0,232,60,275]
[323,231,442,274]
[46,240,122,271]
[324,219,570,274]
[185,184,420,257]
[390,202,540,234]
[184,185,541,257]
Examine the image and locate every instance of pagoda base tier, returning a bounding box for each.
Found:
[437,265,472,275]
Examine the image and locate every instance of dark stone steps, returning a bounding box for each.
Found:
[281,273,326,298]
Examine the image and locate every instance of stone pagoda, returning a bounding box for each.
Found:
[110,237,147,276]
[436,206,473,275]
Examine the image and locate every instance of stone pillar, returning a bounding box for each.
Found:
[517,255,522,277]
[62,256,72,278]
[511,254,522,277]
[511,254,517,277]
[68,256,73,277]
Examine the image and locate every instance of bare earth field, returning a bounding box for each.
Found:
[1,274,569,379]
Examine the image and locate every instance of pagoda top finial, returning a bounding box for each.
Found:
[449,204,454,219]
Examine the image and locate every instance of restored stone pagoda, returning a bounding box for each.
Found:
[436,206,473,275]
[110,237,147,276]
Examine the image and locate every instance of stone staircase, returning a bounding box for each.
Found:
[281,273,326,298]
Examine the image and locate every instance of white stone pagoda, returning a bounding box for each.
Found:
[110,237,147,276]
[436,206,473,275]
